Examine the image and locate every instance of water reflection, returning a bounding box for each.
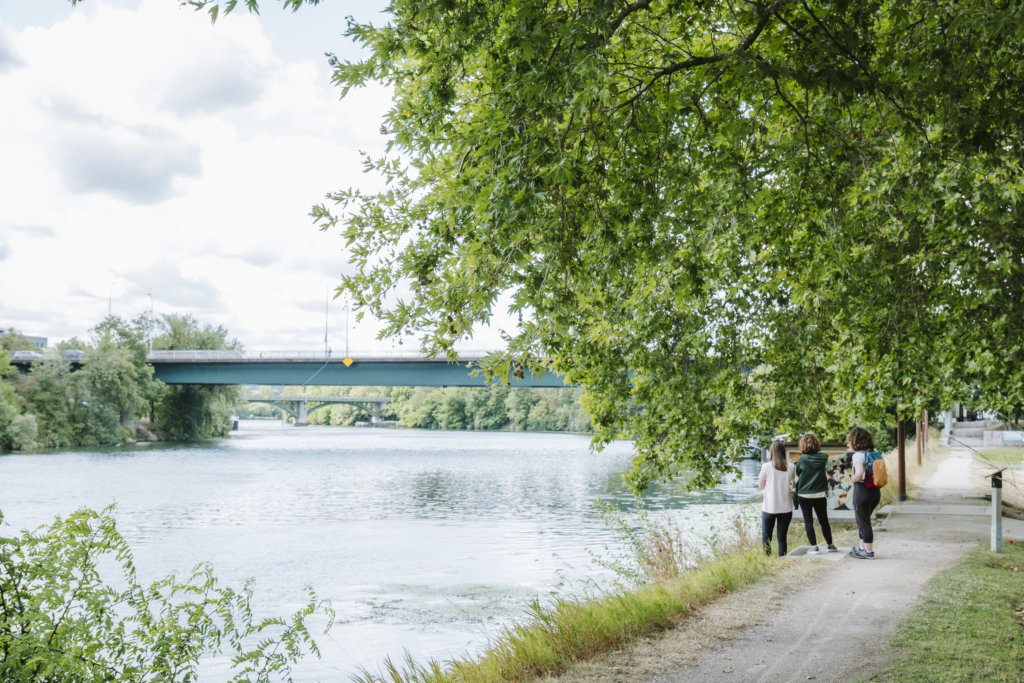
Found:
[0,422,761,681]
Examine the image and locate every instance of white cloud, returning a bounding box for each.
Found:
[0,0,514,353]
[56,121,203,204]
[0,18,22,72]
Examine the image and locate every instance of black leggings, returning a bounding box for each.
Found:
[853,483,881,544]
[761,511,793,557]
[798,496,833,546]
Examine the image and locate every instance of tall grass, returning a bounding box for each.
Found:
[877,428,943,509]
[587,503,759,586]
[355,511,777,683]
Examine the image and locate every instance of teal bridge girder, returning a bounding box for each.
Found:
[147,350,566,388]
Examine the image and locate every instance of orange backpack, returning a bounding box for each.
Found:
[865,450,888,488]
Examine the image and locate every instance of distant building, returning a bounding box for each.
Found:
[0,329,47,349]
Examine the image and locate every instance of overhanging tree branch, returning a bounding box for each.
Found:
[608,0,655,35]
[619,0,796,108]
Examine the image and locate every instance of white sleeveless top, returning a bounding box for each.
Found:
[760,461,796,514]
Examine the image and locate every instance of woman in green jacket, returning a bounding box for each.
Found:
[795,433,836,554]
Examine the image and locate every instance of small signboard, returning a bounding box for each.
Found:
[1002,431,1024,442]
[782,443,855,512]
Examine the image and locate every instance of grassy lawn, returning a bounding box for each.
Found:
[979,448,1024,468]
[871,542,1024,682]
[973,448,1024,510]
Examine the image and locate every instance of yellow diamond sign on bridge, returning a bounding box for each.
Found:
[342,357,354,367]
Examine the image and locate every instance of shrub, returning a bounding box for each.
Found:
[8,413,38,450]
[0,506,333,682]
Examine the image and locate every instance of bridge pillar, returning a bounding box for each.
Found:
[371,402,383,424]
[295,400,308,427]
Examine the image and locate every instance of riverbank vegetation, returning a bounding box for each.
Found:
[871,542,1024,682]
[0,313,238,450]
[0,506,331,682]
[354,511,785,683]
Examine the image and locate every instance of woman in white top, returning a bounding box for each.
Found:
[759,439,796,556]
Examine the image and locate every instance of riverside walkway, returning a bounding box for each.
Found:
[559,446,1024,683]
[661,447,1024,683]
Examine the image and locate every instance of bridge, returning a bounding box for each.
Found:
[147,350,566,388]
[243,394,390,426]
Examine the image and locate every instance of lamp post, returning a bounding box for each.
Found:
[148,294,154,352]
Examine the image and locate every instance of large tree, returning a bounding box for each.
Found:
[193,0,1024,489]
[153,313,242,441]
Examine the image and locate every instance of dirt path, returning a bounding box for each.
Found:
[655,524,977,683]
[653,450,1012,683]
[548,448,1023,683]
[917,447,978,502]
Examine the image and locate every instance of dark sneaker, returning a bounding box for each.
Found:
[826,544,838,552]
[851,548,875,560]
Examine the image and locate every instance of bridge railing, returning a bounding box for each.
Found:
[146,350,495,362]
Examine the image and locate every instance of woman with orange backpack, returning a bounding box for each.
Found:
[847,427,887,559]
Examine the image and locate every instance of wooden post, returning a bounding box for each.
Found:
[916,416,922,466]
[923,409,928,451]
[898,417,907,501]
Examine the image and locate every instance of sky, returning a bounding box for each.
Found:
[0,0,510,352]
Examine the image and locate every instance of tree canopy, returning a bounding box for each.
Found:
[195,0,1024,490]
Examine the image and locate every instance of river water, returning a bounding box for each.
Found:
[0,421,761,681]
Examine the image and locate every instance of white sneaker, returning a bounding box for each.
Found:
[807,546,820,555]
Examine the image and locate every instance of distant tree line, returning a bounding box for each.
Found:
[389,386,591,432]
[240,385,593,433]
[0,314,239,450]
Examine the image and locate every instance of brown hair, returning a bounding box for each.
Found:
[769,439,789,472]
[846,427,875,452]
[799,432,821,454]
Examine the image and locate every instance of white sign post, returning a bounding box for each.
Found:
[991,471,1003,553]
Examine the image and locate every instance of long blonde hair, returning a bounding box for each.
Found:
[769,439,788,472]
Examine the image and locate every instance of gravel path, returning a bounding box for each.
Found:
[658,533,971,683]
[658,450,1010,683]
[918,448,978,501]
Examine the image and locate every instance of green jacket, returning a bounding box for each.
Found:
[795,452,830,496]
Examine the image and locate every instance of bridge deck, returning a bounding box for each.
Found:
[148,351,566,388]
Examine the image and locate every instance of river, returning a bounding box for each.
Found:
[0,421,762,681]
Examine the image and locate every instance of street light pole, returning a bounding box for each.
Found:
[148,294,154,352]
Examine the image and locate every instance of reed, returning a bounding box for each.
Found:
[354,516,777,683]
[877,427,944,509]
